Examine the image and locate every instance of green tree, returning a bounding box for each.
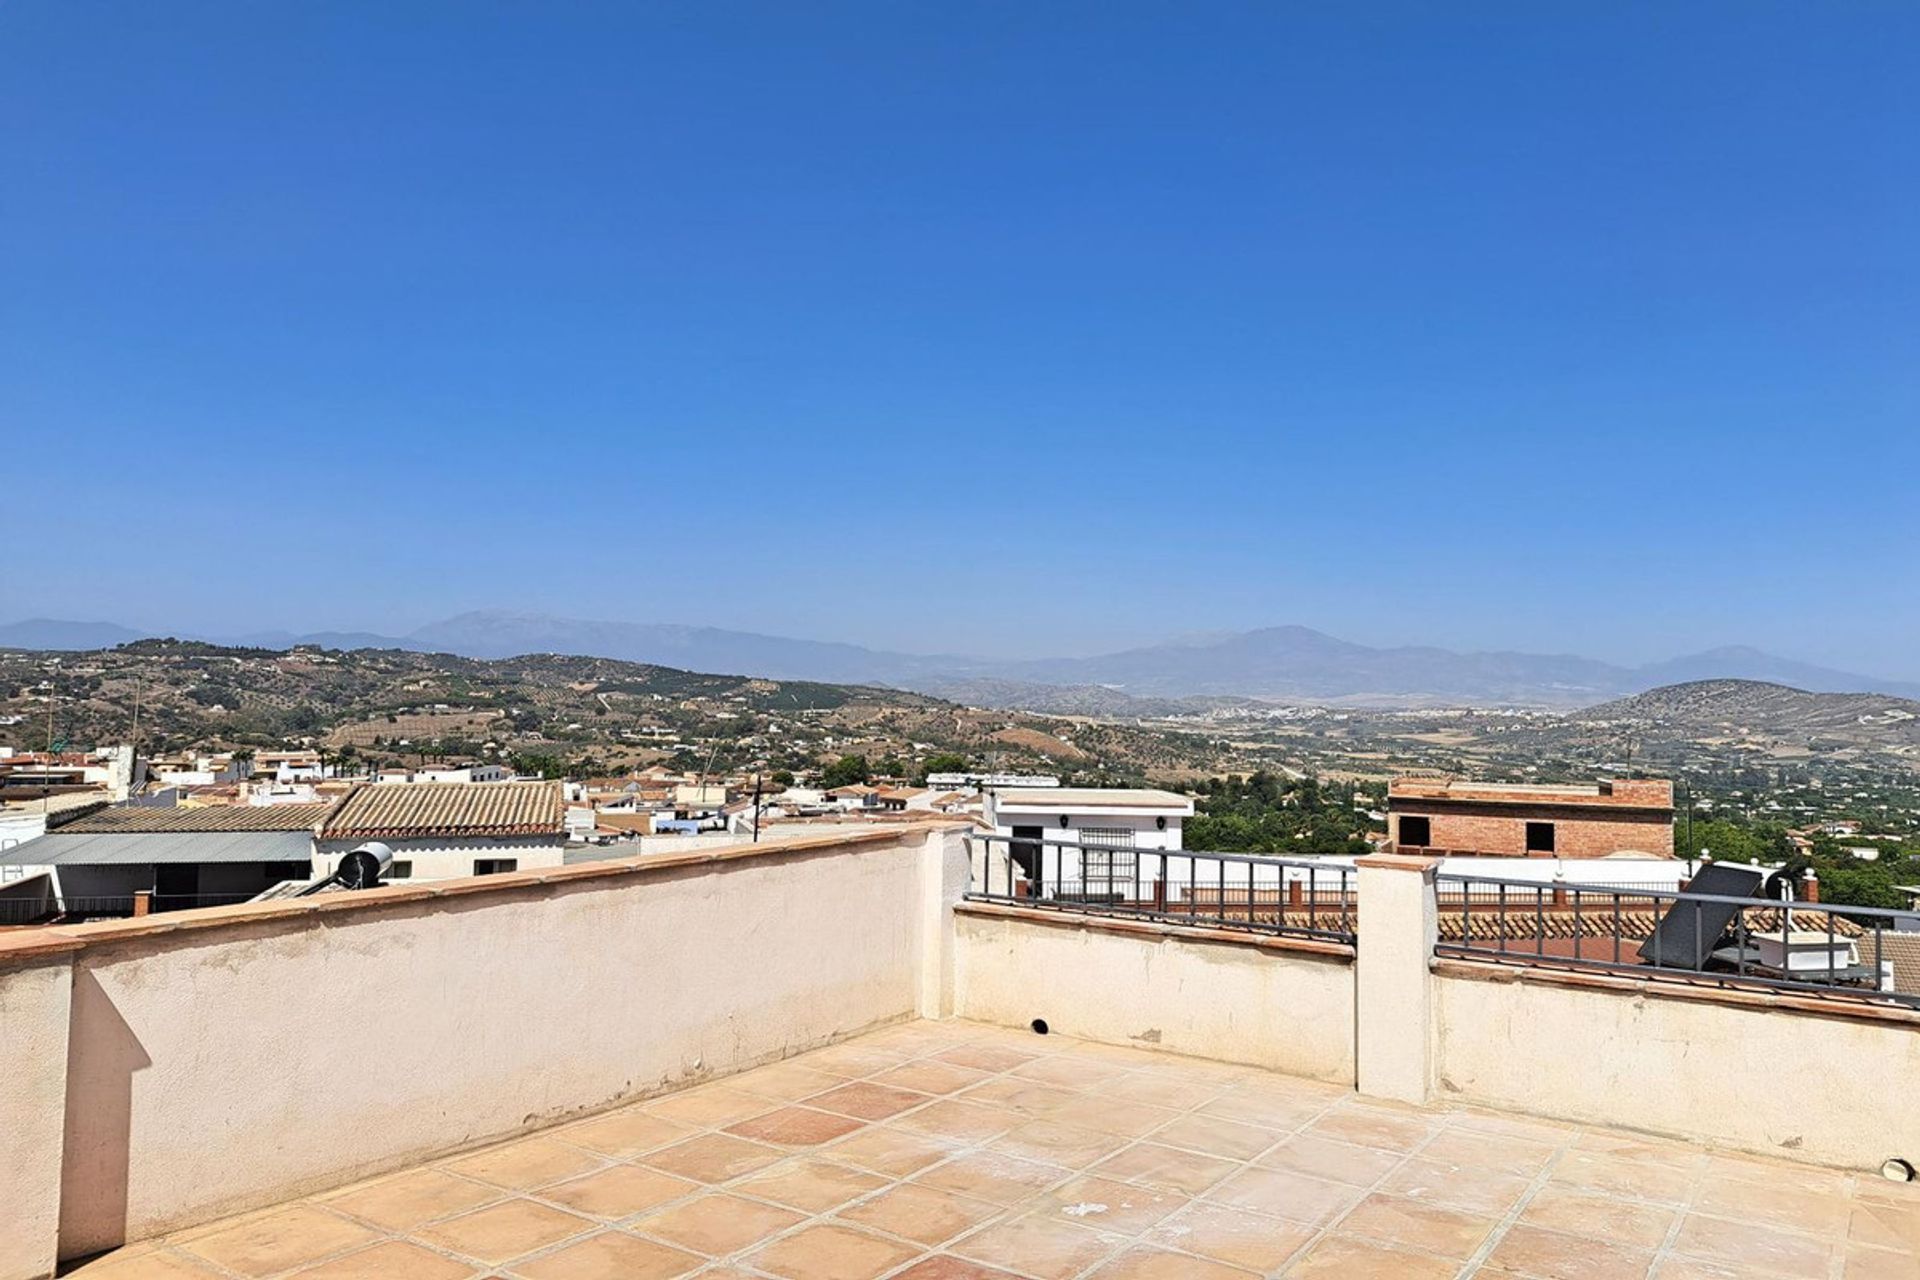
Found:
[820,754,871,788]
[917,753,970,783]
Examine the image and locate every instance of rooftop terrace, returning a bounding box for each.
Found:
[63,1018,1920,1280]
[6,825,1920,1280]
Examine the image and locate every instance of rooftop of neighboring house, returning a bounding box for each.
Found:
[1388,777,1675,812]
[319,780,565,841]
[56,803,332,834]
[992,787,1196,813]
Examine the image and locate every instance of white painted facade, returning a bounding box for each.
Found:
[311,833,565,882]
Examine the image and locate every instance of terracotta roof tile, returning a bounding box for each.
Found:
[320,782,563,840]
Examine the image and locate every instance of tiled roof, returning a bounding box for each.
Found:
[57,804,332,834]
[320,782,564,840]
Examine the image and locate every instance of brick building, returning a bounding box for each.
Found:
[1388,777,1674,858]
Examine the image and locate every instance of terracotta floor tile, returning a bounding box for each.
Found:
[799,1043,914,1078]
[891,1257,1027,1280]
[1090,1142,1240,1196]
[642,1134,787,1184]
[1145,1200,1315,1272]
[1551,1150,1697,1205]
[735,1157,889,1213]
[1693,1176,1853,1237]
[1083,1244,1255,1279]
[988,1119,1129,1169]
[837,1183,1003,1246]
[934,1043,1040,1073]
[1571,1130,1705,1170]
[948,1212,1127,1280]
[629,1192,804,1256]
[1045,1095,1183,1139]
[1447,1108,1578,1145]
[1520,1183,1679,1249]
[562,1109,697,1159]
[1204,1166,1364,1227]
[802,1081,933,1121]
[1302,1106,1439,1152]
[744,1222,921,1280]
[1853,1201,1920,1253]
[178,1205,381,1276]
[325,1167,503,1231]
[724,1105,865,1148]
[1009,1055,1131,1089]
[1650,1258,1750,1280]
[825,1125,962,1177]
[1418,1128,1558,1177]
[1702,1150,1853,1198]
[1151,1112,1285,1162]
[1284,1233,1461,1279]
[511,1229,706,1280]
[730,1063,852,1103]
[1378,1156,1533,1216]
[1102,1072,1223,1110]
[1035,1175,1187,1235]
[1844,1245,1920,1280]
[539,1165,699,1219]
[1338,1192,1498,1260]
[416,1200,597,1266]
[913,1150,1074,1205]
[870,1060,993,1096]
[957,1077,1080,1117]
[444,1137,606,1191]
[892,1099,1018,1144]
[1673,1212,1839,1279]
[1486,1222,1660,1280]
[58,1251,230,1280]
[286,1240,476,1279]
[644,1086,780,1128]
[1259,1135,1407,1187]
[1198,1089,1332,1132]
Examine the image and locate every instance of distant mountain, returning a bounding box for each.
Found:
[3,610,1914,709]
[988,625,1626,706]
[405,610,975,685]
[1568,679,1920,751]
[0,618,147,650]
[1635,646,1920,700]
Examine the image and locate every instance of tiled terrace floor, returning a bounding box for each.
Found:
[68,1020,1920,1280]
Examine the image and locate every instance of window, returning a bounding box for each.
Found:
[388,861,413,880]
[1398,816,1431,847]
[475,858,519,876]
[1079,827,1137,899]
[1525,822,1555,854]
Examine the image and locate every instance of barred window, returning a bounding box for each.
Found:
[1080,827,1137,895]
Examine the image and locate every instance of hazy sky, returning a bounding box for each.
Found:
[3,3,1915,673]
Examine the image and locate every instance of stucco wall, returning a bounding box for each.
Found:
[12,826,965,1262]
[1434,963,1920,1169]
[0,955,72,1280]
[951,905,1356,1083]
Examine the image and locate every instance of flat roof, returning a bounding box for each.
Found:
[1389,779,1672,812]
[994,788,1194,812]
[0,829,315,866]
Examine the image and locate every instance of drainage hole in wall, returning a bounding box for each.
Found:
[1030,1018,1050,1035]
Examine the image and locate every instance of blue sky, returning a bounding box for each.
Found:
[3,3,1915,672]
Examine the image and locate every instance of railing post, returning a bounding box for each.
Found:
[1356,854,1440,1104]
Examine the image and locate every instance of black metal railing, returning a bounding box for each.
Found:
[964,834,1356,944]
[1434,873,1920,1010]
[0,893,266,926]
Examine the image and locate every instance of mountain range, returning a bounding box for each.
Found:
[4,611,1916,708]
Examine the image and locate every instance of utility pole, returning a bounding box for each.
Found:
[752,771,763,843]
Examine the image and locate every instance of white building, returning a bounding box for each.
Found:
[985,788,1193,898]
[314,781,566,881]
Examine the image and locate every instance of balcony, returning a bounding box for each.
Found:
[4,826,1920,1279]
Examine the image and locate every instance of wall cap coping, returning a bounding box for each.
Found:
[1433,955,1920,1030]
[1356,854,1442,874]
[0,824,944,969]
[955,899,1356,961]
